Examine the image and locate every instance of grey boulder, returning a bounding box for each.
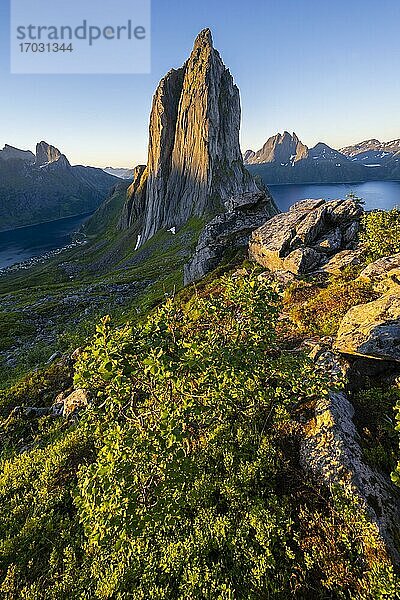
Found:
[249,198,363,274]
[334,293,400,362]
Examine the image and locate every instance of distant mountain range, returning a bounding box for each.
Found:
[244,132,400,184]
[0,142,118,231]
[103,167,134,180]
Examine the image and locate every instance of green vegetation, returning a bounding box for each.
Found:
[0,312,35,352]
[360,207,400,260]
[0,424,93,599]
[0,271,397,598]
[353,386,399,475]
[284,269,378,337]
[1,187,400,597]
[392,395,400,490]
[0,206,205,389]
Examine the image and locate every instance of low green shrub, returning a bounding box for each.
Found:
[353,386,399,474]
[360,207,400,260]
[72,272,396,599]
[0,272,397,598]
[0,424,94,599]
[285,276,377,337]
[392,393,400,490]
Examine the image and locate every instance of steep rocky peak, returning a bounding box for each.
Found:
[193,27,213,50]
[246,131,309,165]
[35,141,65,166]
[124,28,275,245]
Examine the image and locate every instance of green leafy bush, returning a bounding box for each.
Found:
[392,394,400,489]
[353,387,399,474]
[360,208,400,260]
[72,273,395,599]
[0,272,397,598]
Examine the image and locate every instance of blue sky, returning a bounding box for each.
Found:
[1,0,399,167]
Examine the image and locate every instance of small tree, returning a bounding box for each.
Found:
[346,192,365,206]
[360,207,400,260]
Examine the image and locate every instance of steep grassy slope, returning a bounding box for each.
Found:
[0,270,398,599]
[0,185,206,388]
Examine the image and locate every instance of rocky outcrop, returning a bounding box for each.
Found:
[358,253,400,293]
[300,341,400,562]
[301,389,400,563]
[61,389,89,418]
[184,191,275,284]
[11,388,89,422]
[329,243,400,366]
[249,198,363,275]
[321,247,367,275]
[334,294,400,362]
[35,141,64,166]
[119,165,147,230]
[122,29,276,248]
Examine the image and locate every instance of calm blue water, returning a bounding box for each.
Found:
[269,180,400,213]
[0,213,91,270]
[0,181,399,271]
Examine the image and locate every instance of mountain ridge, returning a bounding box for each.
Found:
[244,132,400,184]
[0,141,118,231]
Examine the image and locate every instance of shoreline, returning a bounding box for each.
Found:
[265,178,400,187]
[0,211,94,234]
[0,238,87,278]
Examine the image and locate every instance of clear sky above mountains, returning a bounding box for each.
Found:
[0,0,399,167]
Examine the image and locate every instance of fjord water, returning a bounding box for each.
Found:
[0,181,399,271]
[0,213,91,270]
[269,180,400,213]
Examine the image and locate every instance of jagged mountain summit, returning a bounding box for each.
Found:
[0,141,117,231]
[120,28,277,248]
[245,132,355,168]
[340,138,400,158]
[35,141,65,167]
[245,131,308,165]
[244,132,400,184]
[340,139,400,177]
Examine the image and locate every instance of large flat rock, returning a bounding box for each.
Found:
[334,293,400,362]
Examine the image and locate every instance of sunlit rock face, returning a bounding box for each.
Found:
[35,141,65,166]
[124,28,275,245]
